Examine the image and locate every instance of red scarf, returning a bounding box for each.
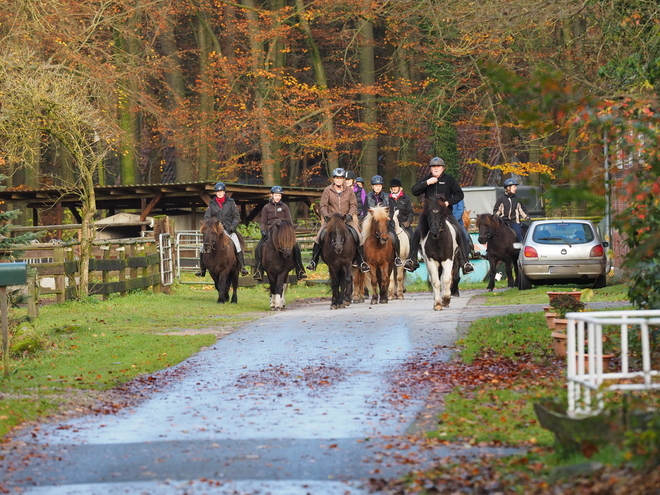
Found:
[390,190,404,200]
[215,195,227,207]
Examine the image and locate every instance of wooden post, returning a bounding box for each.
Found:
[101,244,110,301]
[150,243,161,294]
[1,286,9,377]
[27,268,38,318]
[117,246,127,297]
[54,246,65,303]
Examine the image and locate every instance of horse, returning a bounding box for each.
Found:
[200,218,239,303]
[476,214,519,291]
[261,219,297,310]
[417,195,461,310]
[358,205,395,304]
[388,209,410,300]
[320,213,357,309]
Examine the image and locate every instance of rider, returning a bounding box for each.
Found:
[493,177,529,242]
[353,175,367,223]
[403,157,474,274]
[306,168,370,273]
[197,182,249,277]
[363,175,403,267]
[252,186,307,282]
[389,177,414,239]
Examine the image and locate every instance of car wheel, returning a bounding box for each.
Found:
[593,273,607,289]
[518,264,532,290]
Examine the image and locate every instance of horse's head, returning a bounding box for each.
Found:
[200,218,226,254]
[365,206,390,245]
[326,213,347,254]
[270,220,295,259]
[476,214,501,244]
[423,195,451,239]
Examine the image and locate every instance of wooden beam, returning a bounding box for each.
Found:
[140,193,163,221]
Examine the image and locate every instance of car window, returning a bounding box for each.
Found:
[532,223,595,244]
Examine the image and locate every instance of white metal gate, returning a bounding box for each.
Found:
[567,309,660,417]
[158,233,173,286]
[176,231,203,283]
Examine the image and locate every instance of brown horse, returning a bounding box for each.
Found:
[200,218,239,303]
[359,205,394,304]
[261,220,296,310]
[320,213,356,309]
[476,214,519,291]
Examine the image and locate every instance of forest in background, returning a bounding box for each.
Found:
[0,0,658,195]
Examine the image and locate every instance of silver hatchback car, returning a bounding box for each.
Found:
[517,219,609,290]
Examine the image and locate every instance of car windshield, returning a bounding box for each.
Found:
[532,223,595,244]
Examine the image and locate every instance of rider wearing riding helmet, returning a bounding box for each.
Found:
[388,177,414,239]
[197,182,249,277]
[493,177,529,242]
[363,175,404,267]
[403,157,474,274]
[351,173,367,222]
[306,168,370,273]
[253,186,307,282]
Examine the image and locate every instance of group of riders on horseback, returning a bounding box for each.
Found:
[197,155,529,287]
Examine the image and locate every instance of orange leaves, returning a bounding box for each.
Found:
[468,158,555,178]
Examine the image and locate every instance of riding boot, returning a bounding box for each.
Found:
[253,239,263,280]
[456,224,474,274]
[306,243,321,271]
[403,230,420,272]
[355,245,370,273]
[294,244,307,280]
[392,234,403,267]
[195,252,206,277]
[237,250,249,276]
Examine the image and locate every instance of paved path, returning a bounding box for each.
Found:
[2,290,528,495]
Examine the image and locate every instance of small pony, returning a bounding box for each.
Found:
[200,218,239,304]
[320,213,356,309]
[417,195,461,310]
[476,214,519,291]
[261,220,297,310]
[359,205,395,304]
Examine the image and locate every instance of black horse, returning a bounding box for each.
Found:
[476,214,519,291]
[320,213,357,309]
[417,195,461,310]
[200,218,239,303]
[261,220,297,310]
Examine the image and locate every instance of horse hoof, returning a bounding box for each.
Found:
[380,299,388,304]
[330,304,339,310]
[433,303,443,311]
[370,298,378,305]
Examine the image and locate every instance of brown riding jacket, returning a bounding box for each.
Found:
[260,201,293,231]
[315,184,362,244]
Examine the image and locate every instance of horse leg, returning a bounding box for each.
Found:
[486,255,497,291]
[370,266,379,305]
[352,267,364,303]
[230,268,238,304]
[427,261,443,311]
[451,256,461,297]
[329,266,341,309]
[379,264,391,304]
[440,259,454,307]
[342,264,353,308]
[505,260,515,288]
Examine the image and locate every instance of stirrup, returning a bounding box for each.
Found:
[360,262,370,273]
[306,261,317,271]
[297,271,308,280]
[394,257,403,267]
[240,267,249,276]
[253,269,262,280]
[403,259,415,272]
[463,262,475,274]
[352,261,359,268]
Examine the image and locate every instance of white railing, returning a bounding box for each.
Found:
[567,310,660,417]
[175,231,203,282]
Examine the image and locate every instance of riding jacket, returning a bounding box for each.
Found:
[353,185,367,218]
[389,191,414,228]
[315,184,361,244]
[411,172,464,212]
[493,192,529,224]
[204,195,240,234]
[260,200,293,232]
[363,191,394,219]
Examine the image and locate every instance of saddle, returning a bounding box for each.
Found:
[319,222,360,245]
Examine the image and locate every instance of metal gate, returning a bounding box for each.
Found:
[158,233,173,286]
[176,231,203,283]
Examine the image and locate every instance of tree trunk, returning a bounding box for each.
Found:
[358,14,378,180]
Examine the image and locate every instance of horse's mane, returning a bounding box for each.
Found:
[476,213,504,230]
[362,205,389,235]
[419,194,450,224]
[201,218,230,247]
[326,212,347,232]
[270,220,296,251]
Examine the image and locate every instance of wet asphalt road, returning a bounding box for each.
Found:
[2,290,532,495]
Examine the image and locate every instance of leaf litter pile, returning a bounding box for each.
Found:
[367,347,660,494]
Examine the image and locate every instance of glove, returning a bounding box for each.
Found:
[261,230,268,239]
[345,214,353,222]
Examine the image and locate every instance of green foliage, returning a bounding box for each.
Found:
[624,411,660,465]
[481,284,630,305]
[550,294,585,319]
[0,174,38,259]
[237,221,261,239]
